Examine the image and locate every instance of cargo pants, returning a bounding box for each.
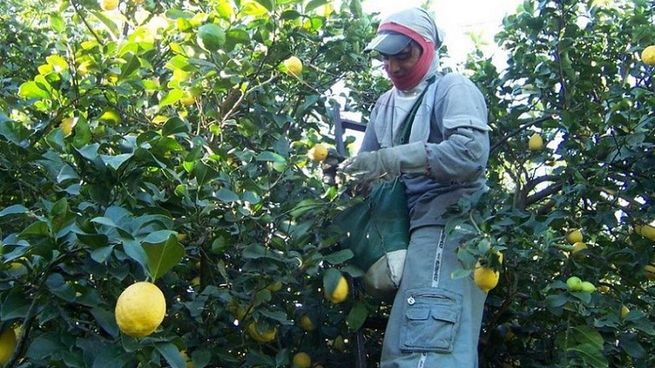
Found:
[380,226,487,368]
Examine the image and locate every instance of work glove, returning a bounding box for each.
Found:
[339,142,427,184]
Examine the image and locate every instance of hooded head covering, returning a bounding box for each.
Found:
[365,8,442,91]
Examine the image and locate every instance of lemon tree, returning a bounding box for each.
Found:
[0,0,653,367]
[0,0,379,366]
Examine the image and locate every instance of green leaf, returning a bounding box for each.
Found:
[160,89,185,107]
[142,230,176,244]
[20,221,49,237]
[322,268,342,296]
[324,249,353,265]
[451,268,472,280]
[620,334,646,359]
[216,188,239,203]
[143,235,185,280]
[306,0,328,12]
[46,273,76,302]
[162,117,190,136]
[289,199,323,219]
[155,343,186,368]
[121,239,149,271]
[100,153,133,171]
[120,53,141,79]
[49,14,65,33]
[346,302,368,331]
[256,151,286,162]
[18,81,50,99]
[0,204,29,217]
[26,332,62,360]
[91,10,119,39]
[1,289,31,319]
[241,1,269,17]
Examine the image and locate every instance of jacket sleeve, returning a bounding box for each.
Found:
[425,77,490,183]
[358,103,382,153]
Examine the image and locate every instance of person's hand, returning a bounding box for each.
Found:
[338,151,390,184]
[338,142,428,185]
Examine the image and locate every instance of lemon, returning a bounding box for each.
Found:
[597,285,610,293]
[61,117,75,137]
[565,229,583,244]
[644,264,655,280]
[299,314,315,332]
[566,276,583,291]
[99,108,121,124]
[115,281,166,337]
[292,352,311,368]
[308,143,328,162]
[180,94,196,106]
[635,223,655,242]
[474,261,499,293]
[0,328,16,364]
[571,241,587,255]
[528,133,544,151]
[580,281,596,293]
[246,322,277,343]
[325,276,348,304]
[283,56,303,77]
[620,305,630,319]
[100,0,119,11]
[641,45,655,66]
[191,276,201,287]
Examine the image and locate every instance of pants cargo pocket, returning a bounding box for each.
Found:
[399,288,462,353]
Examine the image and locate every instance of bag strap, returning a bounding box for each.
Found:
[395,75,438,145]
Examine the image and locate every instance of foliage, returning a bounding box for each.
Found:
[0,0,380,366]
[2,0,655,367]
[458,0,655,367]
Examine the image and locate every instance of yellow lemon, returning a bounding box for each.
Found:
[325,276,348,304]
[635,223,655,242]
[528,133,544,151]
[61,117,75,137]
[292,352,311,368]
[100,0,119,11]
[565,229,583,244]
[180,94,196,106]
[0,328,16,364]
[620,305,630,319]
[474,261,499,293]
[644,264,655,280]
[99,108,121,124]
[191,276,201,287]
[246,322,277,343]
[283,56,303,77]
[641,45,655,66]
[571,241,587,255]
[308,143,328,162]
[115,281,166,337]
[299,314,315,332]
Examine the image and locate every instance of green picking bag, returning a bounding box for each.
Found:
[335,177,409,299]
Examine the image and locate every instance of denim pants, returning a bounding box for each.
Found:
[380,226,487,368]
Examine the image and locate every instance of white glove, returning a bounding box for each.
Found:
[339,142,427,183]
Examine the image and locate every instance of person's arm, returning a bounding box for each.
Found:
[424,77,490,183]
[341,76,489,183]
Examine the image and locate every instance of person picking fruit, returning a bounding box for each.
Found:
[339,7,491,367]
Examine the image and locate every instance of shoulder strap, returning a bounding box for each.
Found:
[397,75,438,145]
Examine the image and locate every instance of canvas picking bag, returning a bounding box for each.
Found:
[335,77,436,299]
